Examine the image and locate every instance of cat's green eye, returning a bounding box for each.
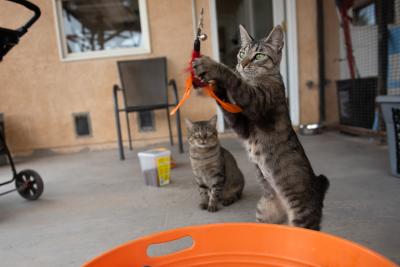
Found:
[255,53,266,60]
[239,51,245,59]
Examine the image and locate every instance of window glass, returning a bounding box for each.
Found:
[56,0,149,59]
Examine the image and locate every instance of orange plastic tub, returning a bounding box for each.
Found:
[83,223,398,267]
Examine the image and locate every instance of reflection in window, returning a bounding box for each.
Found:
[57,0,148,58]
[353,3,376,26]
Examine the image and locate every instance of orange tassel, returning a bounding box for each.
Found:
[170,76,242,115]
[169,77,193,115]
[204,84,242,113]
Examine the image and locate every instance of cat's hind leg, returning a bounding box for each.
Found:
[288,175,329,230]
[221,180,244,206]
[288,204,323,230]
[255,165,287,224]
[256,193,288,224]
[221,189,241,206]
[221,196,237,206]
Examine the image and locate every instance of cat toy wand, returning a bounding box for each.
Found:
[170,8,242,115]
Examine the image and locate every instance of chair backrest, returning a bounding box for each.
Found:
[117,57,168,108]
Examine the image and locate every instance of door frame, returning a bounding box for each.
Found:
[208,0,300,131]
[285,0,300,127]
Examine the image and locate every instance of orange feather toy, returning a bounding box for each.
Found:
[169,8,242,116]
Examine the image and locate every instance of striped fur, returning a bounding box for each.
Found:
[186,116,245,212]
[193,25,329,230]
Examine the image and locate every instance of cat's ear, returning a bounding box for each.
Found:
[239,24,253,47]
[262,25,284,52]
[185,118,193,130]
[209,115,218,128]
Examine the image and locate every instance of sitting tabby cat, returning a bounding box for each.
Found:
[186,116,245,212]
[192,25,329,230]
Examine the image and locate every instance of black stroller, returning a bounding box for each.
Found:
[0,0,43,200]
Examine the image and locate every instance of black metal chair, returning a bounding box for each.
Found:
[113,57,184,160]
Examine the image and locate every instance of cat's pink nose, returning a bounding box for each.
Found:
[241,58,251,68]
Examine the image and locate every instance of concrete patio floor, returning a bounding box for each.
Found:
[0,132,399,266]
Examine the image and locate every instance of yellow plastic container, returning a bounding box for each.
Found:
[138,148,171,186]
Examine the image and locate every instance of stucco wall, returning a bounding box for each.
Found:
[0,0,326,154]
[0,0,216,153]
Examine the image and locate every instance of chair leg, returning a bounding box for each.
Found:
[113,88,125,160]
[176,108,184,153]
[166,108,174,146]
[125,112,133,150]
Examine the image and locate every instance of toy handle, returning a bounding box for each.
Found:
[192,37,218,88]
[191,38,207,88]
[82,227,199,267]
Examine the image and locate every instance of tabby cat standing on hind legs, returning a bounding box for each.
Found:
[186,116,245,212]
[192,25,329,230]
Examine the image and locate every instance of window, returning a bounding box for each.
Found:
[54,0,150,60]
[352,0,396,26]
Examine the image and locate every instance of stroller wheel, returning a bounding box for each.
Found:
[15,169,44,200]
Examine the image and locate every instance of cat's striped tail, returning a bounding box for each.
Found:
[316,174,330,203]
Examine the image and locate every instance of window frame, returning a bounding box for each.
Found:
[52,0,151,61]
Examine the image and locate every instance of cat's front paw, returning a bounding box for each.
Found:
[199,202,208,210]
[192,56,219,82]
[207,204,219,212]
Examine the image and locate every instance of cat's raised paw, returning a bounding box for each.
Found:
[192,56,218,82]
